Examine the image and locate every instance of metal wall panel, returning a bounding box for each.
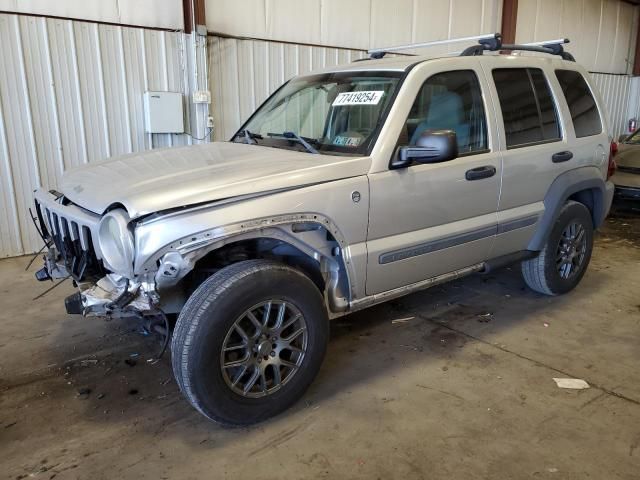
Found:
[0,0,184,30]
[590,73,632,138]
[208,35,367,141]
[516,0,639,74]
[0,13,193,257]
[206,0,503,52]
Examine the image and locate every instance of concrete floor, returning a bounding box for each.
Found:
[1,209,639,480]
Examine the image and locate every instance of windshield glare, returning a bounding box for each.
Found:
[235,72,403,155]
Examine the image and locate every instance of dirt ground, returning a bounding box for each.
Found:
[1,206,639,480]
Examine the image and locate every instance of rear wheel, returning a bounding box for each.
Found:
[521,201,594,295]
[171,259,328,425]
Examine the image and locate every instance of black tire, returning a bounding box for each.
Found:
[171,259,328,425]
[521,200,594,295]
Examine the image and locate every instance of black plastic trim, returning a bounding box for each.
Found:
[379,226,497,264]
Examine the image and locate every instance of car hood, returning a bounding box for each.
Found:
[60,142,371,218]
[616,143,640,168]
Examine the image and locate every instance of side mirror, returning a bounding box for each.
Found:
[392,130,458,169]
[618,134,628,143]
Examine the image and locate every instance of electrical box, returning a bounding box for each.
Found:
[143,91,184,134]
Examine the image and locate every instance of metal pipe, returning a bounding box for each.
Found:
[368,33,499,55]
[522,38,570,47]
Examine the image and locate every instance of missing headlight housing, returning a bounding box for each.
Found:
[98,209,134,276]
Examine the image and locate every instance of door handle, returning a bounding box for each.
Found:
[552,151,573,163]
[465,165,496,181]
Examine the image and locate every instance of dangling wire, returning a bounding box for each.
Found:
[149,310,171,363]
[32,276,70,301]
[24,244,47,271]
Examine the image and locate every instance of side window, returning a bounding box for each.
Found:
[492,68,561,148]
[402,70,488,154]
[555,70,602,138]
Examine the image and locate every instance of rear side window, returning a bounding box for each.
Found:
[492,68,561,148]
[555,70,602,138]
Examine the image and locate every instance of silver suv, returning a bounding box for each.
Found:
[32,35,615,424]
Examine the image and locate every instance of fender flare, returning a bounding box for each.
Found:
[528,167,609,251]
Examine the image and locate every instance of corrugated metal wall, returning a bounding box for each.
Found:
[0,13,194,258]
[0,0,184,30]
[206,0,503,53]
[591,73,632,138]
[208,36,368,141]
[516,0,639,74]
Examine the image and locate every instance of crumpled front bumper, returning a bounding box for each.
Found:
[76,274,153,317]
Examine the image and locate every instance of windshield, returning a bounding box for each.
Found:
[233,71,404,156]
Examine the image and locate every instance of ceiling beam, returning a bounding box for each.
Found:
[501,0,519,44]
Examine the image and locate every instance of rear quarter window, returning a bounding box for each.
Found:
[492,68,561,149]
[555,70,602,138]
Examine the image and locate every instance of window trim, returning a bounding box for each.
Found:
[554,68,604,139]
[394,68,491,160]
[492,67,563,150]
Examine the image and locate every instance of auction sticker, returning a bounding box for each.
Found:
[333,136,361,147]
[332,91,384,106]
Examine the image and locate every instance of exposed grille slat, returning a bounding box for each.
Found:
[80,225,91,251]
[69,221,80,241]
[33,190,105,281]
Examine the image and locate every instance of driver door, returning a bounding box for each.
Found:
[365,67,501,295]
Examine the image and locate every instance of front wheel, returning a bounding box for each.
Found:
[521,200,594,295]
[171,259,328,425]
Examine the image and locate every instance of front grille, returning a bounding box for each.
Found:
[34,190,106,281]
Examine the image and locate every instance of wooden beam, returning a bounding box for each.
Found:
[183,0,205,34]
[634,16,640,76]
[501,0,518,45]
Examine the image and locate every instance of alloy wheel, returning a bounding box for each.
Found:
[220,300,308,398]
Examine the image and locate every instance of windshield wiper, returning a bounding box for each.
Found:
[233,129,263,145]
[267,131,319,154]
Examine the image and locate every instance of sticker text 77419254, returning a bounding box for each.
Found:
[332,91,384,106]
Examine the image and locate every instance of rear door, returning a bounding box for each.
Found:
[365,63,501,295]
[480,59,572,257]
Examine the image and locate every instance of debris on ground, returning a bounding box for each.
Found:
[553,378,590,389]
[76,387,91,398]
[124,358,137,367]
[477,313,494,323]
[392,317,414,325]
[543,322,550,328]
[79,359,98,367]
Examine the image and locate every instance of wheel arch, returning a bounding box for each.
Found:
[528,167,608,251]
[153,217,354,315]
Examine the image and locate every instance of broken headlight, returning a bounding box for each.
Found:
[98,209,134,277]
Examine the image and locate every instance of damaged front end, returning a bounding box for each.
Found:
[33,189,157,319]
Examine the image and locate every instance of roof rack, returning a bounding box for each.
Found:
[461,36,575,61]
[367,33,500,59]
[366,33,575,62]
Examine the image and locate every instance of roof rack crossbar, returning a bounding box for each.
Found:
[367,33,500,59]
[460,36,575,61]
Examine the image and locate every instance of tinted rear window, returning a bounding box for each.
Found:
[492,68,561,148]
[555,70,602,138]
